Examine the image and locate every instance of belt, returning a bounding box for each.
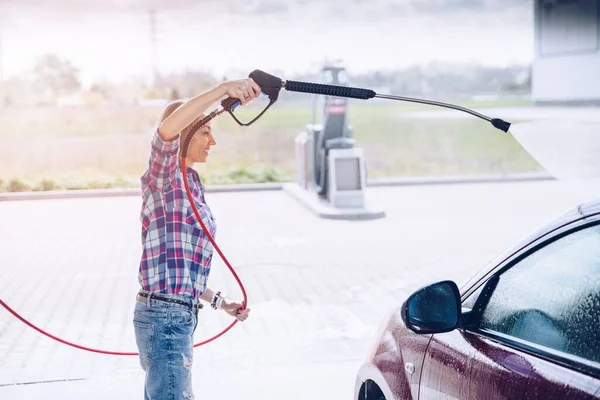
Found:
[137,292,204,309]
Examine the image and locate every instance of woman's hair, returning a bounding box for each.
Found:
[155,100,208,158]
[155,99,185,129]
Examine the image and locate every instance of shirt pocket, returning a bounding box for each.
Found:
[184,204,215,236]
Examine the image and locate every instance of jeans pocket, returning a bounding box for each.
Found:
[133,320,154,370]
[170,309,194,326]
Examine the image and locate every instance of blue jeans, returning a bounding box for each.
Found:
[133,293,199,400]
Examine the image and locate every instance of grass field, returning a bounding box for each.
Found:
[0,97,542,192]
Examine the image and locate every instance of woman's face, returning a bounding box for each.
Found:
[186,122,216,164]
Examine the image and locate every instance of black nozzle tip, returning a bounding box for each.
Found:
[491,118,511,133]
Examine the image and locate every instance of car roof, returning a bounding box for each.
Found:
[459,197,600,295]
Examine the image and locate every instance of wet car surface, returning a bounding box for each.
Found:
[355,198,600,399]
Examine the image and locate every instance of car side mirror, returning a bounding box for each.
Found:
[401,280,461,334]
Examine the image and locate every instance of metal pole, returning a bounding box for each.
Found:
[374,93,492,122]
[0,29,4,82]
[149,9,158,86]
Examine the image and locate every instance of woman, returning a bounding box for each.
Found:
[133,77,260,399]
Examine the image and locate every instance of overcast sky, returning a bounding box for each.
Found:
[0,0,533,85]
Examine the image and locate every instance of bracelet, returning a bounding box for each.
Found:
[211,291,224,310]
[215,295,225,310]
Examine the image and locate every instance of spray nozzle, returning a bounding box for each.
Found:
[491,118,511,133]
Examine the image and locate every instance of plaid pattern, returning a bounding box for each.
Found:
[137,130,217,300]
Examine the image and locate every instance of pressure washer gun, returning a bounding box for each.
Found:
[232,69,509,129]
[183,69,511,156]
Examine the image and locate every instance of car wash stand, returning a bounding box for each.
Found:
[285,65,386,220]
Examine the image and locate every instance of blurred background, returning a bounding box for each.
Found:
[0,0,597,191]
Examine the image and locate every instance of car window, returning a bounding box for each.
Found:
[477,223,600,364]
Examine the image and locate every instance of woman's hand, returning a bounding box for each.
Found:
[222,298,251,322]
[220,78,262,106]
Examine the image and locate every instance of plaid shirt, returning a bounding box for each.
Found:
[137,130,217,300]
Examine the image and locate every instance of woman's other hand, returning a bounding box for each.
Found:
[222,298,251,321]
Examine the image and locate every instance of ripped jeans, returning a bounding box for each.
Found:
[133,293,199,400]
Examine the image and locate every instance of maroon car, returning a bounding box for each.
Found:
[355,198,600,399]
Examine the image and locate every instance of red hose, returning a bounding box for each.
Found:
[0,298,138,356]
[0,158,248,355]
[182,157,248,348]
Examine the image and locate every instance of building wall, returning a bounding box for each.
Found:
[532,0,600,103]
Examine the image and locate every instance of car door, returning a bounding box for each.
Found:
[461,220,600,399]
[417,327,474,399]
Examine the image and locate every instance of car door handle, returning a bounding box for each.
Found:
[405,362,415,375]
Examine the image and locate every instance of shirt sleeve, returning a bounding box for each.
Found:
[145,129,180,190]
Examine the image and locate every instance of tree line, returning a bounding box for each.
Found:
[0,53,530,107]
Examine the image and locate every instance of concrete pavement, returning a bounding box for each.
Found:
[1,179,599,399]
